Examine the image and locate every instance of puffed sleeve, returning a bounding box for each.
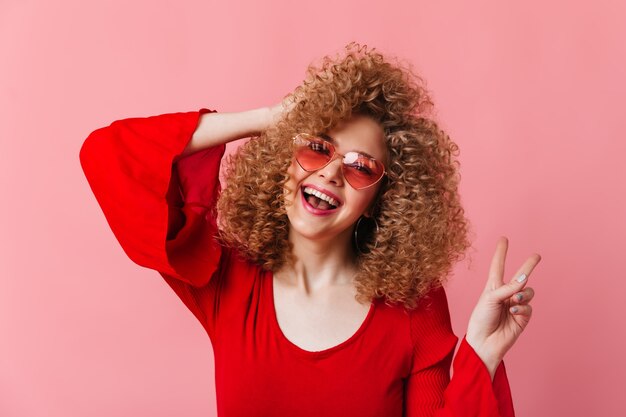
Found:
[79,108,225,288]
[405,286,516,417]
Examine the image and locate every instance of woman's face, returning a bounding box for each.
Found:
[284,114,388,244]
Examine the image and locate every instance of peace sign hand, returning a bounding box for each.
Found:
[465,237,541,379]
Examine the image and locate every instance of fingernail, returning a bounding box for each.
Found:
[516,293,523,302]
[510,306,519,314]
[516,273,527,283]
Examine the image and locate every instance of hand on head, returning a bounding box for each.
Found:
[268,95,297,127]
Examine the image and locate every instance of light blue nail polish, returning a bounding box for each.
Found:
[516,293,523,302]
[516,273,527,283]
[511,306,519,313]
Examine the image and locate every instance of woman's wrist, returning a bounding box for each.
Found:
[482,357,501,381]
[248,106,274,134]
[464,335,502,381]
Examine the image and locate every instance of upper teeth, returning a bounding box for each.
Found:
[303,186,339,207]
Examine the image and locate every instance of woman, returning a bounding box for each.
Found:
[80,43,540,416]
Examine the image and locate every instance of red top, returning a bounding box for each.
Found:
[79,108,516,417]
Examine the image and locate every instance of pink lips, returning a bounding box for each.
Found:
[300,184,342,216]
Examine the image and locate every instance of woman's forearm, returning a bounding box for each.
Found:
[176,107,273,162]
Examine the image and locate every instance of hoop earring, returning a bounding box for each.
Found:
[354,216,380,255]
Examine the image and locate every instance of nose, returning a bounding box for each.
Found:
[317,155,344,185]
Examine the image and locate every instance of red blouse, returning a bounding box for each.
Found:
[79,108,516,417]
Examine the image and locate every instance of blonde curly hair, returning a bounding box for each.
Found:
[217,42,471,309]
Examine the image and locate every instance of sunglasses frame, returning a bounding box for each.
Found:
[292,133,387,190]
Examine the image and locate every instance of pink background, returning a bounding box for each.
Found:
[2,0,625,416]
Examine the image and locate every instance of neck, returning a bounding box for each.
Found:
[278,227,358,294]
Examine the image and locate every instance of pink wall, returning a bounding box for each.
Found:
[2,0,624,416]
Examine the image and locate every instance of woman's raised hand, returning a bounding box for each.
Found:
[267,94,297,127]
[465,237,541,379]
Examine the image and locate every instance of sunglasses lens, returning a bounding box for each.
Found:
[293,134,385,189]
[343,152,385,189]
[294,135,333,170]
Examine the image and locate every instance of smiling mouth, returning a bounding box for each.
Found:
[302,186,339,211]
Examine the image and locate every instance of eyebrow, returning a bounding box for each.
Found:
[318,133,378,160]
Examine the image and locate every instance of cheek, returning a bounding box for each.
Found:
[350,188,380,214]
[286,158,297,179]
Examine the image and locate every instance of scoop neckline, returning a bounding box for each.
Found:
[267,271,376,359]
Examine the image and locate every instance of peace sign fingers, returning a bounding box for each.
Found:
[467,236,542,371]
[490,249,541,303]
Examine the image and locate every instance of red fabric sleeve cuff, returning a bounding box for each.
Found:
[446,336,515,417]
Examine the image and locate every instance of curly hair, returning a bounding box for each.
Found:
[217,42,471,309]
